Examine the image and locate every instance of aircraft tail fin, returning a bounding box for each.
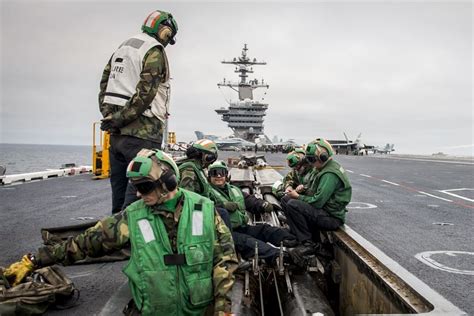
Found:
[195,131,204,140]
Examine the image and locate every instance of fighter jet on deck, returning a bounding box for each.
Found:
[374,143,395,154]
[195,131,255,150]
[328,133,374,155]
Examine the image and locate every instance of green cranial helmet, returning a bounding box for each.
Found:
[187,139,218,165]
[142,10,178,45]
[306,138,334,162]
[193,139,218,154]
[208,160,228,173]
[126,149,180,183]
[286,148,306,168]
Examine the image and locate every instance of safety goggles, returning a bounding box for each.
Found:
[306,155,318,163]
[132,180,157,195]
[209,168,228,178]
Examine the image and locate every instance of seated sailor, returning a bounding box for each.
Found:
[283,139,352,264]
[207,160,299,266]
[176,139,232,229]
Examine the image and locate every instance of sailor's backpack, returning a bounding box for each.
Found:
[0,265,79,315]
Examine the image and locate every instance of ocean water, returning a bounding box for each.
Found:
[0,143,92,175]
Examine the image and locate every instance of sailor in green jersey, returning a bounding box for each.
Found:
[207,161,299,265]
[99,10,178,214]
[284,138,352,261]
[4,149,238,316]
[276,148,316,207]
[177,139,232,229]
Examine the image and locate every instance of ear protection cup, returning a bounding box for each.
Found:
[160,169,178,191]
[186,146,201,159]
[158,25,173,43]
[319,151,329,162]
[315,144,329,162]
[203,152,217,164]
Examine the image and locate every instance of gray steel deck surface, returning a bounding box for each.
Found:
[0,152,472,315]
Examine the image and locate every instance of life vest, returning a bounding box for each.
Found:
[210,183,249,229]
[123,189,215,316]
[313,160,352,222]
[104,32,170,123]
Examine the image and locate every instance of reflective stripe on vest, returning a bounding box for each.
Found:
[104,32,171,123]
[123,189,215,316]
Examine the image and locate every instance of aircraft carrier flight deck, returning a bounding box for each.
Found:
[0,153,472,315]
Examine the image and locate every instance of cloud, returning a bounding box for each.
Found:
[1,1,472,156]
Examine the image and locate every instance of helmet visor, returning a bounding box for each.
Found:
[209,168,228,178]
[132,180,156,195]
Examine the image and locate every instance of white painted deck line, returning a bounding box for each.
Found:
[418,191,453,202]
[381,180,400,186]
[438,189,474,203]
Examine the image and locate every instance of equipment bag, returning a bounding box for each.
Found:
[0,265,79,315]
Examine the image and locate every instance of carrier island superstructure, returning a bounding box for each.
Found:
[215,44,269,142]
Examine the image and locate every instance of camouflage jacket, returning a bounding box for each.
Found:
[98,46,166,142]
[282,164,316,194]
[177,159,212,198]
[36,191,238,314]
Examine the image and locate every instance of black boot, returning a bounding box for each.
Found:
[288,240,317,267]
[281,238,300,248]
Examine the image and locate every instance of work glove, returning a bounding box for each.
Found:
[100,115,119,131]
[3,254,35,286]
[223,201,239,212]
[262,201,274,213]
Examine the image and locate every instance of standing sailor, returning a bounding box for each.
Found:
[99,10,178,213]
[3,149,238,316]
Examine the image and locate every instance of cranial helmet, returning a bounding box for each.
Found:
[208,160,230,180]
[142,10,178,45]
[208,160,228,173]
[126,149,180,193]
[186,139,218,165]
[286,148,306,168]
[306,138,334,163]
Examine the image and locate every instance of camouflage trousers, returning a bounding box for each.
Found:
[109,135,161,213]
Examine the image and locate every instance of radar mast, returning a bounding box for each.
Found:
[215,44,270,142]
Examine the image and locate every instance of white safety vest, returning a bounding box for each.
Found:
[104,33,170,123]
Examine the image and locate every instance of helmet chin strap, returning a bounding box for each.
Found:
[154,185,170,204]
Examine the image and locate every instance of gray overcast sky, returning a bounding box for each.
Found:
[1,1,472,155]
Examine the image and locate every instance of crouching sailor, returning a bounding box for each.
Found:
[3,149,238,316]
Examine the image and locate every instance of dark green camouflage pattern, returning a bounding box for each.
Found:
[178,159,212,197]
[36,196,238,313]
[98,46,166,142]
[282,164,317,195]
